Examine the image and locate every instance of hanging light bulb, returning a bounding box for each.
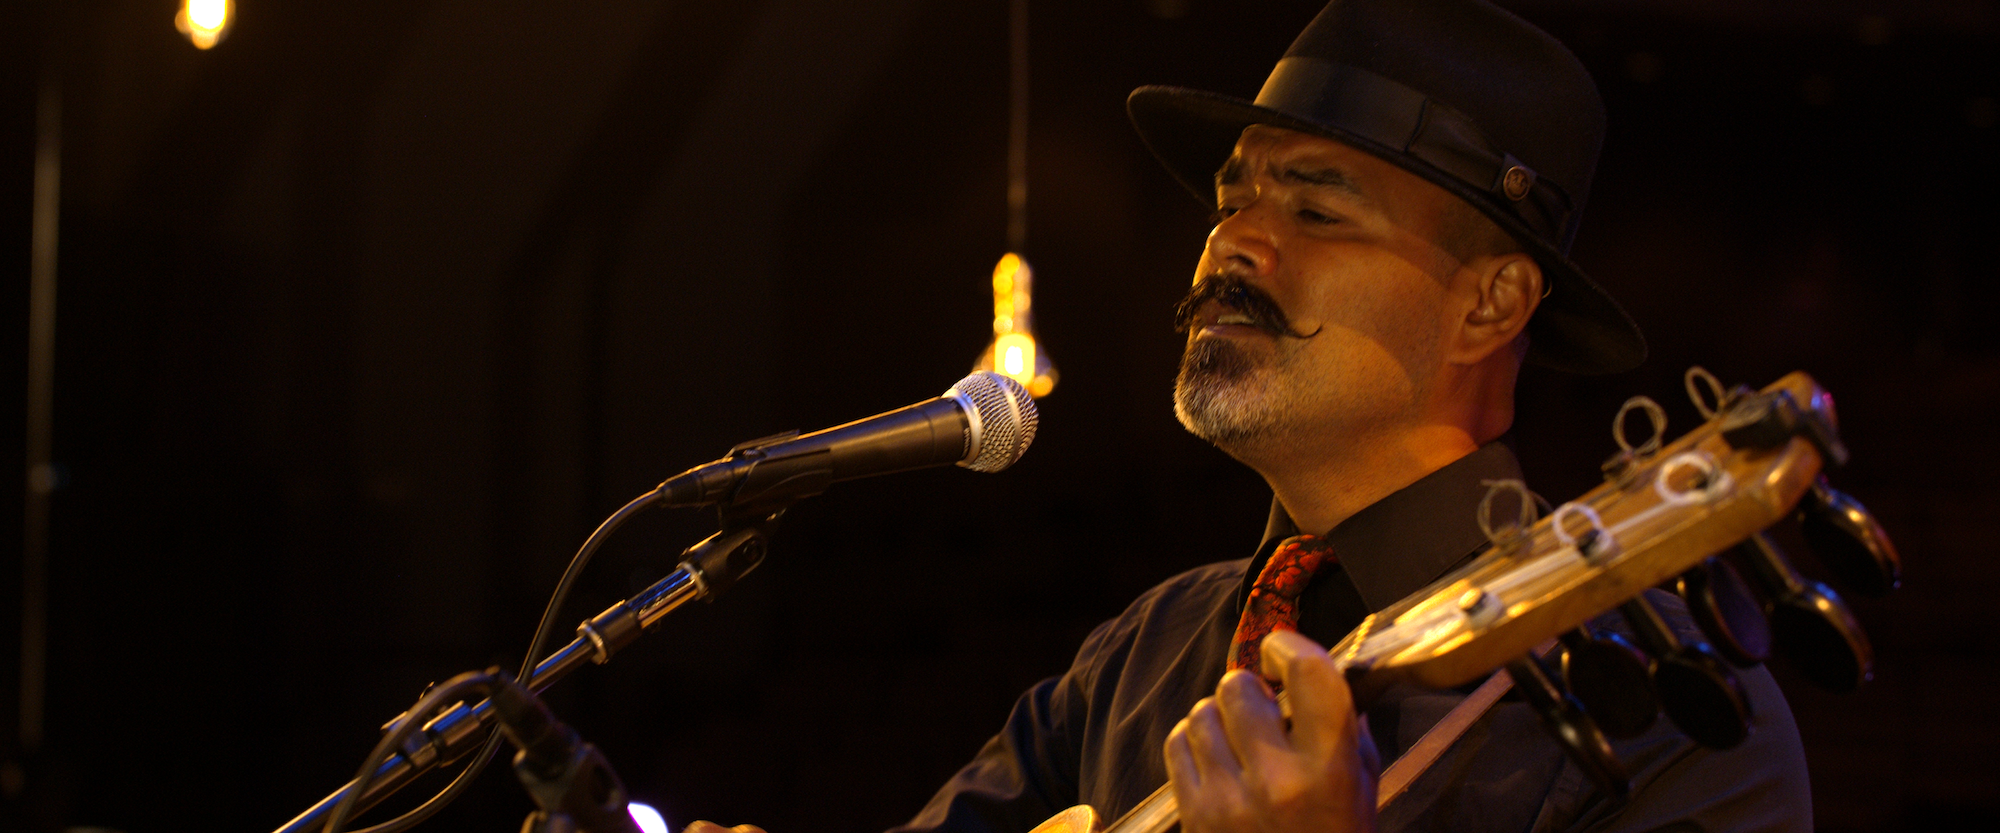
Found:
[976,252,1057,397]
[176,0,234,50]
[970,2,1055,398]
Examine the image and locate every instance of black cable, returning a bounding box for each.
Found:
[324,487,666,833]
[324,670,503,833]
[338,734,504,833]
[519,488,666,682]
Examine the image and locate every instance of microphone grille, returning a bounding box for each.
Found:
[947,372,1039,473]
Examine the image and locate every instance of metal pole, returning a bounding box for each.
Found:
[22,65,61,758]
[1005,0,1028,254]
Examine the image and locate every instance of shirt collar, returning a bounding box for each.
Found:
[1247,441,1524,613]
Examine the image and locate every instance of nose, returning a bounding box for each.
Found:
[1203,200,1279,279]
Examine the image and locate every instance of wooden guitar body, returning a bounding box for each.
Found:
[1026,805,1100,833]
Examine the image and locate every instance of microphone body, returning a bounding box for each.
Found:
[657,372,1036,510]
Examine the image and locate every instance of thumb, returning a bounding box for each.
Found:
[1259,630,1358,761]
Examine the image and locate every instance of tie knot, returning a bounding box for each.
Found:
[1226,533,1336,676]
[1275,533,1335,560]
[1260,534,1335,601]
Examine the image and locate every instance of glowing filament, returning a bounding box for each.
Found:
[976,253,1057,397]
[996,333,1035,380]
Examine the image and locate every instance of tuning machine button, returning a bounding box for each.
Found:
[1729,533,1874,692]
[1773,587,1873,693]
[1798,479,1902,598]
[1715,388,1850,467]
[1558,627,1659,738]
[1677,557,1772,667]
[1506,654,1629,797]
[1619,595,1753,749]
[1717,390,1799,452]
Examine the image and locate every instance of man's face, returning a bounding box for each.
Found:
[1173,125,1476,459]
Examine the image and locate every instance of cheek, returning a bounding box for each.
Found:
[1302,262,1450,368]
[1284,327,1424,416]
[1306,255,1444,330]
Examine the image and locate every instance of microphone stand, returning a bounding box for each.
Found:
[274,518,776,833]
[490,674,643,833]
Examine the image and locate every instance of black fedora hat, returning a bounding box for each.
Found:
[1129,0,1645,374]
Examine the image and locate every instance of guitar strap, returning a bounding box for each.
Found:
[1374,636,1561,812]
[1373,668,1514,811]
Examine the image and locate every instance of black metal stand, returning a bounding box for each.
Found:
[490,675,643,833]
[277,520,774,833]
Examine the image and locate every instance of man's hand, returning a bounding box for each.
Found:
[683,822,767,833]
[1164,629,1380,833]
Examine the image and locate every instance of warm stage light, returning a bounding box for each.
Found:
[176,0,234,50]
[997,332,1034,378]
[626,802,669,833]
[975,253,1057,397]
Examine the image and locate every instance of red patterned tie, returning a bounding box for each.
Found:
[1227,534,1336,679]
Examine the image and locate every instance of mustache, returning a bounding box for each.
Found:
[1171,273,1322,339]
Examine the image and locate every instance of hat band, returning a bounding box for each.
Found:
[1254,57,1577,248]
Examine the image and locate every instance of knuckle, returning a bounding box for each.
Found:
[1216,670,1256,702]
[1187,696,1220,724]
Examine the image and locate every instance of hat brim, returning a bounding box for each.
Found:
[1129,85,1646,375]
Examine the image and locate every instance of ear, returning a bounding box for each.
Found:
[1447,253,1543,365]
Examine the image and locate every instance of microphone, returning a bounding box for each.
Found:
[656,371,1038,510]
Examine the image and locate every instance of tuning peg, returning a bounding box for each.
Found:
[1558,627,1659,738]
[1601,396,1668,488]
[1619,595,1753,749]
[1798,480,1902,598]
[1727,533,1874,692]
[1714,384,1850,468]
[1506,654,1629,797]
[1677,557,1772,668]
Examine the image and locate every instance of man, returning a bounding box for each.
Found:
[698,1,1809,831]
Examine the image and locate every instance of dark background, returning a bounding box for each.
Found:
[3,1,1995,831]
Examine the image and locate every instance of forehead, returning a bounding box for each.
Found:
[1228,124,1358,161]
[1216,125,1452,211]
[1218,126,1373,180]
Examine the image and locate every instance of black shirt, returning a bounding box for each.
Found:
[893,444,1811,833]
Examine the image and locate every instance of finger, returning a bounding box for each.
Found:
[1178,696,1245,784]
[1260,629,1358,761]
[1164,718,1203,799]
[1213,668,1292,771]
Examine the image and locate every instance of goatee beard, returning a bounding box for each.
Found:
[1173,336,1276,446]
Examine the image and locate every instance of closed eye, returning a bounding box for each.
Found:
[1209,206,1239,225]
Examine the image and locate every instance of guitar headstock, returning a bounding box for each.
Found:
[1329,369,1898,789]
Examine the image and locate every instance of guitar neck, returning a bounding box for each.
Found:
[1101,783,1178,833]
[1034,372,1845,833]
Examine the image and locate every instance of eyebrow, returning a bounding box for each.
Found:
[1214,156,1371,204]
